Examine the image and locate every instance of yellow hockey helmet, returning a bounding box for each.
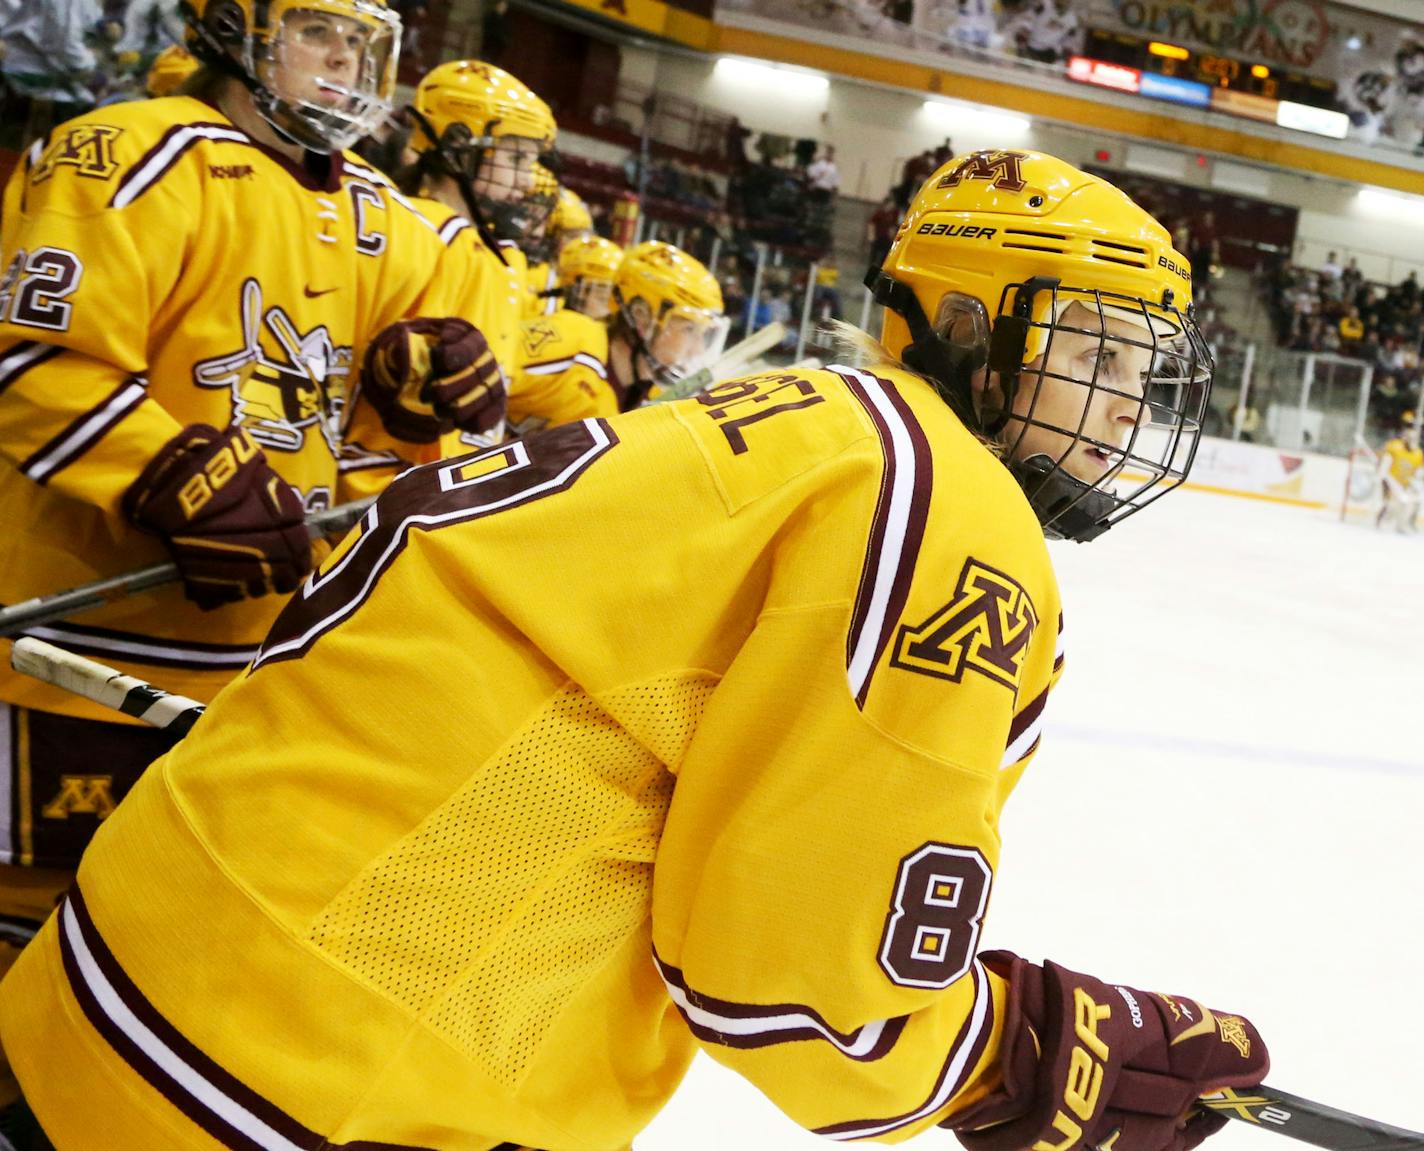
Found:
[146,43,200,97]
[411,59,556,153]
[870,149,1211,542]
[182,0,400,152]
[558,236,623,320]
[550,186,593,240]
[409,60,556,244]
[615,241,728,390]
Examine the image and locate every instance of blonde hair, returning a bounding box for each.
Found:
[821,319,1002,454]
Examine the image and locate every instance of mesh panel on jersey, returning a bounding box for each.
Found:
[306,675,714,1088]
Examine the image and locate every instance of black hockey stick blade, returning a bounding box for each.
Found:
[1204,1086,1424,1151]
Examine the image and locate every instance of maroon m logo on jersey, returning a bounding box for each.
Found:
[936,150,1029,193]
[890,558,1037,691]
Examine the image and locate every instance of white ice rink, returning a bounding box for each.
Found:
[641,486,1424,1151]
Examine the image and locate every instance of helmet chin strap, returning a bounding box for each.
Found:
[610,311,660,411]
[407,106,509,267]
[1008,454,1116,542]
[866,269,1060,438]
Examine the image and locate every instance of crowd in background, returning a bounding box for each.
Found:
[1265,254,1424,427]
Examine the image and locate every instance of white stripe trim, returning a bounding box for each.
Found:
[659,976,890,1058]
[342,162,442,235]
[24,625,257,668]
[113,126,248,208]
[256,422,614,666]
[1001,712,1044,769]
[0,341,55,386]
[838,366,917,699]
[61,903,306,1151]
[522,354,608,381]
[439,216,471,244]
[825,959,991,1141]
[26,138,44,168]
[24,381,147,481]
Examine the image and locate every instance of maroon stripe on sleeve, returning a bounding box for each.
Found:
[18,377,147,483]
[837,368,934,709]
[58,887,440,1151]
[812,960,995,1140]
[655,949,908,1061]
[1006,685,1048,749]
[0,341,62,398]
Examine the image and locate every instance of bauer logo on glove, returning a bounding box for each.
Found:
[123,423,314,610]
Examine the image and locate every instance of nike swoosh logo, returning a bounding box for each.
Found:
[304,286,338,298]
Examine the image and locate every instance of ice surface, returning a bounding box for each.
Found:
[640,489,1424,1151]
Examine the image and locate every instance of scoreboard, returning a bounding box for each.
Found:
[1069,29,1348,139]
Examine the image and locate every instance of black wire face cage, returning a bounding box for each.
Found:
[988,278,1213,543]
[437,125,557,245]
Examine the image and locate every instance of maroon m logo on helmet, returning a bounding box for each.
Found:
[937,150,1029,193]
[890,558,1038,692]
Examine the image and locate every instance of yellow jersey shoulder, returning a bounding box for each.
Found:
[520,310,609,369]
[11,96,227,217]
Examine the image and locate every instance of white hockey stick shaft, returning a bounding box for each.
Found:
[655,322,788,401]
[9,638,206,735]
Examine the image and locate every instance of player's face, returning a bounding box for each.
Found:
[272,9,369,106]
[1004,302,1155,483]
[570,278,615,320]
[648,313,718,376]
[475,138,542,204]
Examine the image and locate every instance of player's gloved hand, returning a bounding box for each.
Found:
[123,424,313,611]
[946,952,1268,1151]
[362,318,507,443]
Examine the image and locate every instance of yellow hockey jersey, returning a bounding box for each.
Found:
[339,212,530,486]
[0,363,1065,1151]
[0,96,471,719]
[508,309,618,431]
[1381,437,1423,485]
[524,258,561,319]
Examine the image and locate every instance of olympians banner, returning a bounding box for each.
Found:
[710,0,1424,149]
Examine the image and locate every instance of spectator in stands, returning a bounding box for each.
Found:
[480,0,510,63]
[1321,251,1343,281]
[1340,305,1365,353]
[867,193,900,271]
[807,145,840,202]
[1,0,103,143]
[1009,0,1080,64]
[1189,209,1218,293]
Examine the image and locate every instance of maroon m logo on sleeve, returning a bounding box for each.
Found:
[936,150,1029,193]
[890,558,1038,692]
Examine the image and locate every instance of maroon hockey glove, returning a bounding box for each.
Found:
[123,424,313,611]
[362,317,507,443]
[947,952,1268,1151]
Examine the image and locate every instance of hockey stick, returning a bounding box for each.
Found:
[654,321,788,402]
[0,497,373,638]
[1205,1085,1424,1150]
[10,637,205,736]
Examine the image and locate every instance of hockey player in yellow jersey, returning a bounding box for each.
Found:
[355,60,560,460]
[559,234,623,321]
[510,239,725,431]
[0,152,1269,1151]
[549,185,595,254]
[0,0,498,1057]
[1376,419,1423,531]
[522,163,564,319]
